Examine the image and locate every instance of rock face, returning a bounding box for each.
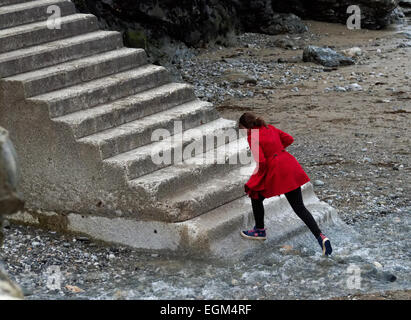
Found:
[0,127,24,245]
[0,268,23,300]
[71,0,308,70]
[272,0,399,30]
[73,0,308,47]
[69,0,400,78]
[71,0,399,72]
[399,0,411,17]
[0,127,24,300]
[303,46,355,67]
[74,0,240,48]
[73,0,399,48]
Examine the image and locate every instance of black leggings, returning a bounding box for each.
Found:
[251,186,322,238]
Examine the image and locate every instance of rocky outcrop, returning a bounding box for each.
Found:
[303,46,355,67]
[399,0,411,17]
[73,0,400,49]
[72,0,308,73]
[71,0,399,74]
[0,268,23,300]
[0,127,24,300]
[272,0,399,30]
[73,0,308,47]
[73,0,240,48]
[0,127,24,246]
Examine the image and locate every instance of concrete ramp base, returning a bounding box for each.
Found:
[7,182,341,258]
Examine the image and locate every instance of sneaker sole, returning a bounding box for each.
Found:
[240,231,266,241]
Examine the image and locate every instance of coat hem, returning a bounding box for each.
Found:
[245,178,310,200]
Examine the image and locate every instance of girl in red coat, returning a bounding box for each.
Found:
[238,112,332,256]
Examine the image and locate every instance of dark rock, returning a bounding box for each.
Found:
[0,267,23,299]
[388,7,406,24]
[72,0,398,70]
[0,127,24,245]
[272,0,398,30]
[259,13,308,35]
[76,236,91,242]
[402,31,411,39]
[397,41,411,48]
[235,1,307,35]
[2,219,10,229]
[382,272,397,282]
[72,0,307,67]
[272,0,307,17]
[323,67,339,72]
[220,69,257,85]
[399,0,411,7]
[303,46,355,67]
[272,38,297,49]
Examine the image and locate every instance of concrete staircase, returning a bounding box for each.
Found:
[0,0,338,257]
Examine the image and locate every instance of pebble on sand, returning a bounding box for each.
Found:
[313,180,325,186]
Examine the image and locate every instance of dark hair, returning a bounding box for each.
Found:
[239,112,268,129]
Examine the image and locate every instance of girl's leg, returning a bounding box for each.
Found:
[284,186,322,238]
[241,194,266,240]
[251,194,265,229]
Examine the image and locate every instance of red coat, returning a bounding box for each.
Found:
[244,124,310,199]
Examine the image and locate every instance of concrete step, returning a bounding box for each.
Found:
[179,182,331,257]
[79,100,223,160]
[5,48,147,97]
[54,83,197,139]
[0,13,99,54]
[0,30,123,78]
[0,0,75,30]
[29,64,170,118]
[129,137,249,200]
[108,115,238,180]
[168,163,256,222]
[8,181,338,257]
[0,0,30,6]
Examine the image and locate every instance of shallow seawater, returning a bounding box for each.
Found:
[3,208,409,300]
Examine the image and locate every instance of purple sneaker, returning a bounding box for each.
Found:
[317,233,332,256]
[240,226,266,240]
